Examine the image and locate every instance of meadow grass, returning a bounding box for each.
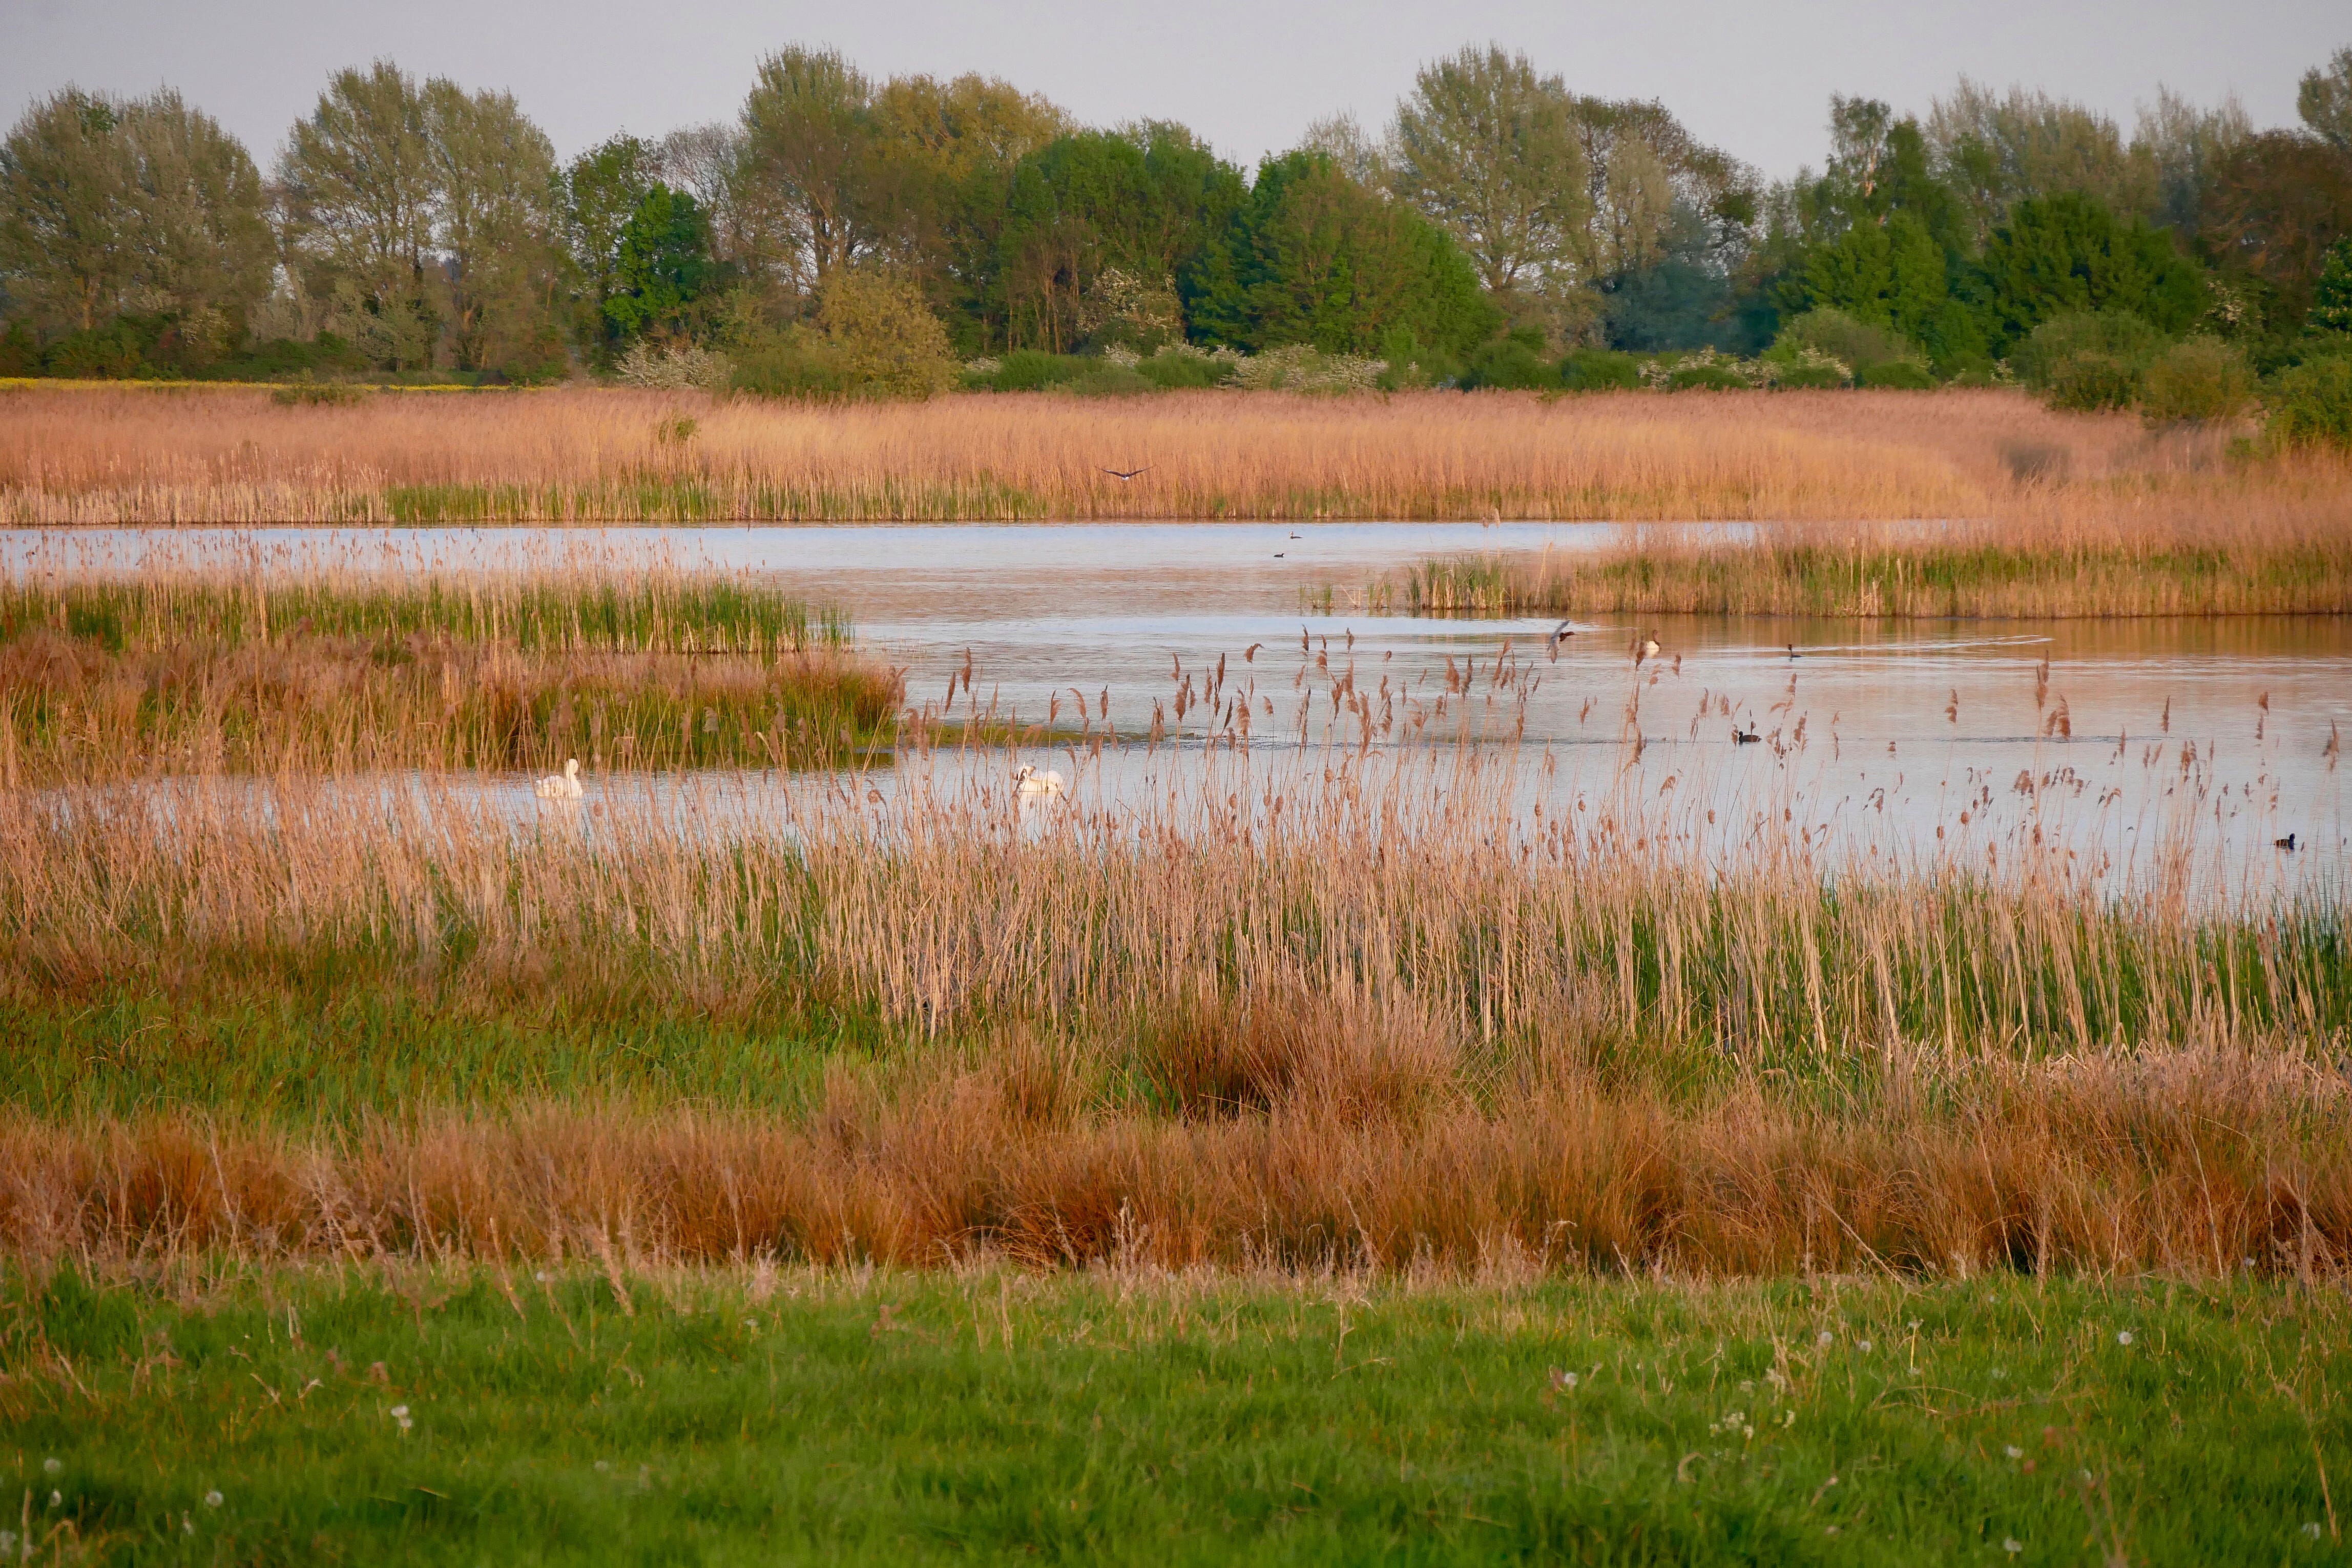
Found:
[0,568,899,780]
[7,382,2348,527]
[3,1263,2344,1565]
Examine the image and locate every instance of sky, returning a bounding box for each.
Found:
[3,0,2346,181]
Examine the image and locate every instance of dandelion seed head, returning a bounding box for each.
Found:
[41,1458,60,1477]
[203,1491,222,1509]
[1817,1330,1834,1346]
[2116,1330,2133,1346]
[2006,1446,2024,1459]
[2004,1538,2023,1555]
[1858,1340,1872,1352]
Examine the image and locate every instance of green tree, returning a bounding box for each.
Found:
[602,186,713,341]
[995,128,1241,351]
[0,87,269,361]
[424,80,560,374]
[277,61,439,368]
[1388,46,1588,326]
[1926,78,2160,240]
[1977,191,2204,350]
[1185,151,1498,358]
[560,135,658,350]
[739,46,877,291]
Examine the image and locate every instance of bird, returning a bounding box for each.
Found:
[1635,635,1660,664]
[1273,552,1285,558]
[1101,466,1151,481]
[1289,533,1302,539]
[2275,832,2299,850]
[1014,764,1066,801]
[1786,643,1801,659]
[1732,727,1761,744]
[1549,619,1576,644]
[534,758,584,799]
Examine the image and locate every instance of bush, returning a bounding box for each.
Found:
[2139,337,2256,424]
[2012,311,2165,409]
[1858,360,1935,390]
[1459,329,1557,390]
[984,351,1090,391]
[0,322,39,377]
[1667,363,1752,392]
[1135,348,1230,389]
[815,270,958,399]
[2266,351,2352,449]
[730,327,848,399]
[1776,309,1919,377]
[1557,348,1640,391]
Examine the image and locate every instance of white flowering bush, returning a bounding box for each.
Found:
[1231,344,1388,393]
[615,341,734,392]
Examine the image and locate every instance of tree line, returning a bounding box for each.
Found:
[2,42,2349,426]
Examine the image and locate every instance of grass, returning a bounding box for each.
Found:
[8,382,2350,525]
[3,1264,2346,1564]
[1408,530,2352,619]
[0,568,899,780]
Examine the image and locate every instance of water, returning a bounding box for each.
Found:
[10,523,2346,900]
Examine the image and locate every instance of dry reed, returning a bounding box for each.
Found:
[11,383,2340,525]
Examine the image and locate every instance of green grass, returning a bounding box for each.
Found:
[1406,540,2352,618]
[5,1266,2344,1565]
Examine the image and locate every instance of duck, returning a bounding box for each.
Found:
[2275,832,2299,851]
[1635,635,1660,664]
[1732,727,1761,745]
[534,758,584,799]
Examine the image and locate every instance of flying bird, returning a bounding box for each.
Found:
[1101,466,1151,481]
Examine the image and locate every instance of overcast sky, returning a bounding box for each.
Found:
[4,0,2346,180]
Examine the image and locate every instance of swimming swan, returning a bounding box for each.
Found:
[1014,764,1065,801]
[535,758,584,799]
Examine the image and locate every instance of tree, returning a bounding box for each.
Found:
[0,87,269,359]
[1926,78,2159,240]
[424,80,559,373]
[602,186,713,341]
[1389,46,1588,324]
[2198,132,2352,331]
[739,46,877,292]
[2134,87,2251,234]
[1978,191,2204,349]
[2299,46,2352,152]
[277,61,439,368]
[994,128,1241,351]
[1565,96,1757,346]
[1187,151,1498,358]
[560,135,658,349]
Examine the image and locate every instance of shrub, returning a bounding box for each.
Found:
[1667,362,1752,392]
[1558,348,1639,391]
[1758,343,1849,388]
[2012,311,2165,409]
[2138,337,2256,425]
[1459,329,1557,390]
[730,327,846,399]
[1858,360,1935,390]
[2266,350,2352,449]
[0,322,40,376]
[1135,348,1230,389]
[986,351,1091,391]
[1230,344,1386,393]
[1776,309,1919,377]
[616,340,733,392]
[815,270,958,400]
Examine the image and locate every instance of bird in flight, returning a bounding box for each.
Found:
[1101,466,1151,480]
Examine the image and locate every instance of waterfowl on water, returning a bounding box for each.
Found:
[1014,764,1066,801]
[535,758,584,799]
[1732,727,1761,744]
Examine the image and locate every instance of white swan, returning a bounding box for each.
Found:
[1013,764,1065,802]
[535,758,584,799]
